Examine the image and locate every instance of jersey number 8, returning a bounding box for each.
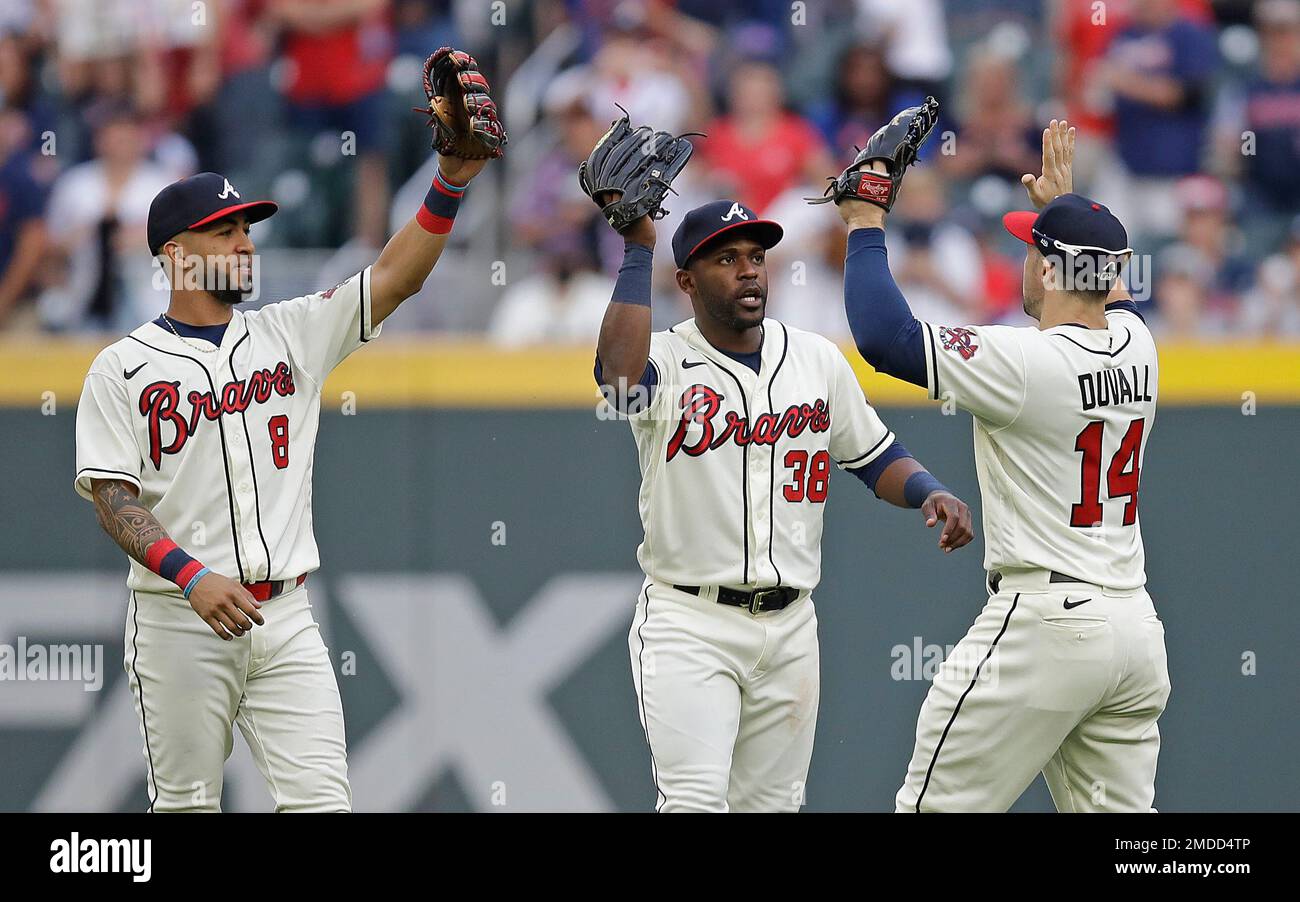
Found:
[268,415,290,469]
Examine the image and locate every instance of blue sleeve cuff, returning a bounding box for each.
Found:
[846,439,911,494]
[612,243,654,306]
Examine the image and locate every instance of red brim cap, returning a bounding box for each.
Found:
[188,200,279,231]
[682,219,784,267]
[1002,210,1037,245]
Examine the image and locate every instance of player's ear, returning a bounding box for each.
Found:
[675,268,694,295]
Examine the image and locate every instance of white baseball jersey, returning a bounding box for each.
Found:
[918,304,1157,589]
[624,317,895,590]
[74,267,381,593]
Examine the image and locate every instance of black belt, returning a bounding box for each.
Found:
[673,584,801,614]
[987,570,1084,593]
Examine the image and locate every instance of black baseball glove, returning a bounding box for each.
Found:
[578,106,696,232]
[808,96,940,211]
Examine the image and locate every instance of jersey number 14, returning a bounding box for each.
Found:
[1070,418,1144,528]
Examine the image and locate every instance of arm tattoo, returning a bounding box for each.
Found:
[91,480,171,565]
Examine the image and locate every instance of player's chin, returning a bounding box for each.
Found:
[212,286,252,306]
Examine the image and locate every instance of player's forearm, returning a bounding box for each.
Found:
[370,164,474,324]
[595,241,655,387]
[370,216,451,321]
[843,228,928,387]
[90,479,169,564]
[873,457,930,508]
[873,457,954,510]
[89,479,210,595]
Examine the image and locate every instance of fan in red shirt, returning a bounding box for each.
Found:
[700,61,834,215]
[270,0,393,248]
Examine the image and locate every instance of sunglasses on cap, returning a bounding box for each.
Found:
[1032,228,1132,259]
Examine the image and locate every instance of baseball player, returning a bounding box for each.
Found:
[580,112,975,812]
[73,49,505,812]
[823,108,1169,811]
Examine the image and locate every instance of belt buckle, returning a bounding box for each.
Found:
[749,588,780,614]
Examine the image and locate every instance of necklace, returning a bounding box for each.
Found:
[161,314,222,354]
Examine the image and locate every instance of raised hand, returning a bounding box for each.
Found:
[1021,119,1075,210]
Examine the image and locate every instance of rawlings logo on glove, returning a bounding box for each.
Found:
[809,96,940,211]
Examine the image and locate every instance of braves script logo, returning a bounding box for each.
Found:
[666,384,831,461]
[939,326,978,360]
[138,363,296,467]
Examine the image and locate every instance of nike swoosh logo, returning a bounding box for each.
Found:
[682,359,707,369]
[123,363,147,380]
[1063,597,1093,609]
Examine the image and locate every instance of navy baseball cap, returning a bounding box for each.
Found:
[1003,193,1131,263]
[147,172,278,256]
[671,200,784,269]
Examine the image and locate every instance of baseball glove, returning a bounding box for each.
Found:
[808,96,940,211]
[416,47,507,159]
[578,106,697,232]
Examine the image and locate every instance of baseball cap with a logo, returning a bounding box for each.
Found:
[671,200,784,269]
[1003,193,1131,288]
[147,172,278,256]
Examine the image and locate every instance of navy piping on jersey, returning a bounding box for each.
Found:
[127,335,247,582]
[77,466,142,486]
[1052,327,1133,358]
[228,331,273,578]
[129,591,158,813]
[765,322,789,587]
[924,323,940,401]
[1105,298,1145,321]
[838,431,893,467]
[915,593,1020,812]
[359,270,372,343]
[706,352,753,586]
[152,314,228,346]
[635,585,664,811]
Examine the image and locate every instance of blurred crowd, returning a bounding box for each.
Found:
[1,0,1298,341]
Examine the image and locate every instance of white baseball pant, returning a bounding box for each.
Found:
[124,583,351,812]
[895,569,1170,812]
[628,579,820,813]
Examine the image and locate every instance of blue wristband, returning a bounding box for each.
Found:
[417,167,467,234]
[612,243,654,306]
[903,471,949,509]
[182,567,211,598]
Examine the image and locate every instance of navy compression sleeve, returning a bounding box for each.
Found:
[844,228,928,387]
[846,438,911,495]
[594,243,659,410]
